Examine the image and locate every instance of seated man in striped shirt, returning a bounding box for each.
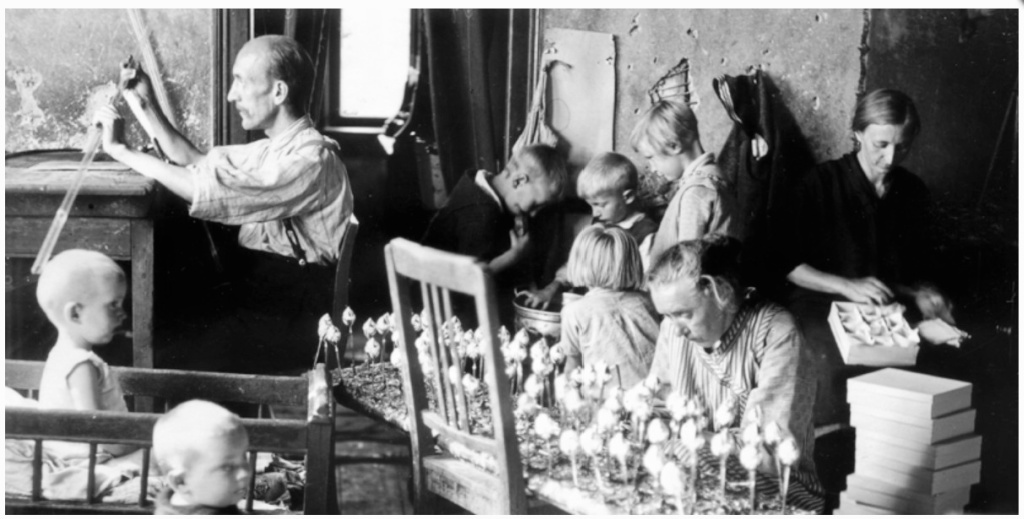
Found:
[94,35,352,373]
[646,235,824,512]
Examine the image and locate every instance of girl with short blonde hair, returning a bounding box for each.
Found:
[560,224,660,389]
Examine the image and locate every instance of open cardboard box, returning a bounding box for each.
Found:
[828,302,920,367]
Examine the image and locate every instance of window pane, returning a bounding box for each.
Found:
[340,8,410,119]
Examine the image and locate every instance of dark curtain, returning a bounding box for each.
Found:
[422,9,511,191]
[714,71,816,297]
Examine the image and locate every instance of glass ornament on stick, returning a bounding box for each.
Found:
[659,461,686,515]
[777,436,800,515]
[560,429,582,486]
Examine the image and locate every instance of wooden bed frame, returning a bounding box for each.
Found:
[4,360,339,515]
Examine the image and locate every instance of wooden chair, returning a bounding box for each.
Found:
[330,214,360,363]
[385,238,538,514]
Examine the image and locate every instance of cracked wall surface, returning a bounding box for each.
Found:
[5,9,212,154]
[542,9,1017,208]
[543,9,864,196]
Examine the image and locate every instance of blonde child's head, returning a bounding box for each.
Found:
[566,224,644,291]
[35,249,127,346]
[630,99,700,155]
[630,99,702,182]
[501,144,568,216]
[577,152,641,225]
[153,400,251,509]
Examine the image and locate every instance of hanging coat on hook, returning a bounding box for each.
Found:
[714,70,815,295]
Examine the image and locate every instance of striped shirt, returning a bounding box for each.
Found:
[650,298,821,499]
[189,116,353,265]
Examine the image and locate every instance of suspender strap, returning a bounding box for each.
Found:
[283,218,308,266]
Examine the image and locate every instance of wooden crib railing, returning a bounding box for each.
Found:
[4,360,338,515]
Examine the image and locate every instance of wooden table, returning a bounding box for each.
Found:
[5,152,159,371]
[334,365,810,515]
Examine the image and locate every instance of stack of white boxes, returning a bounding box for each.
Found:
[836,368,982,515]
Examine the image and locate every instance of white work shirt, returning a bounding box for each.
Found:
[189,116,353,265]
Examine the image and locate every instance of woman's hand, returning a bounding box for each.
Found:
[522,281,561,310]
[92,104,128,158]
[913,284,955,325]
[839,277,893,304]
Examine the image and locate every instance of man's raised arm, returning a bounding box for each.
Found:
[120,64,205,166]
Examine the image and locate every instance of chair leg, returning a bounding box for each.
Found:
[409,474,440,514]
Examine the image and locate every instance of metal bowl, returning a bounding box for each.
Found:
[513,294,562,343]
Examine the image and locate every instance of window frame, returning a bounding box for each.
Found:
[323,8,417,131]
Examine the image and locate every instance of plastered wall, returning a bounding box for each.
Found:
[542,9,1018,209]
[5,9,212,154]
[542,9,865,191]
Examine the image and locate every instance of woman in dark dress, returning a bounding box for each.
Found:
[779,89,954,425]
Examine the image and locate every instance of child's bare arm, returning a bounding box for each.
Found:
[67,362,102,411]
[488,230,530,274]
[68,362,139,457]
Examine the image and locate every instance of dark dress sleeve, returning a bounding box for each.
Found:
[776,169,820,281]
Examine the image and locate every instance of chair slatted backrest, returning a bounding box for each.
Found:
[384,238,526,514]
[331,214,360,362]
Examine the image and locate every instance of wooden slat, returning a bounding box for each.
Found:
[387,238,489,295]
[5,216,132,259]
[385,242,437,513]
[422,411,497,456]
[384,238,528,514]
[5,360,309,407]
[5,164,155,197]
[87,443,98,504]
[5,408,308,454]
[242,419,309,454]
[304,405,337,514]
[6,360,45,391]
[6,408,156,445]
[446,329,471,432]
[130,220,154,370]
[474,269,528,514]
[5,193,154,219]
[423,455,507,515]
[131,219,155,412]
[421,283,451,425]
[31,440,42,501]
[246,451,257,512]
[307,363,332,424]
[138,448,150,506]
[5,500,150,515]
[331,215,360,361]
[431,285,459,427]
[114,366,308,407]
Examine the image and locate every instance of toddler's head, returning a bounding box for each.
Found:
[630,99,701,182]
[153,400,251,509]
[35,249,127,347]
[501,144,567,216]
[577,152,641,225]
[566,224,644,291]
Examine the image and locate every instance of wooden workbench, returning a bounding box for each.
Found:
[5,151,159,371]
[334,364,811,515]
